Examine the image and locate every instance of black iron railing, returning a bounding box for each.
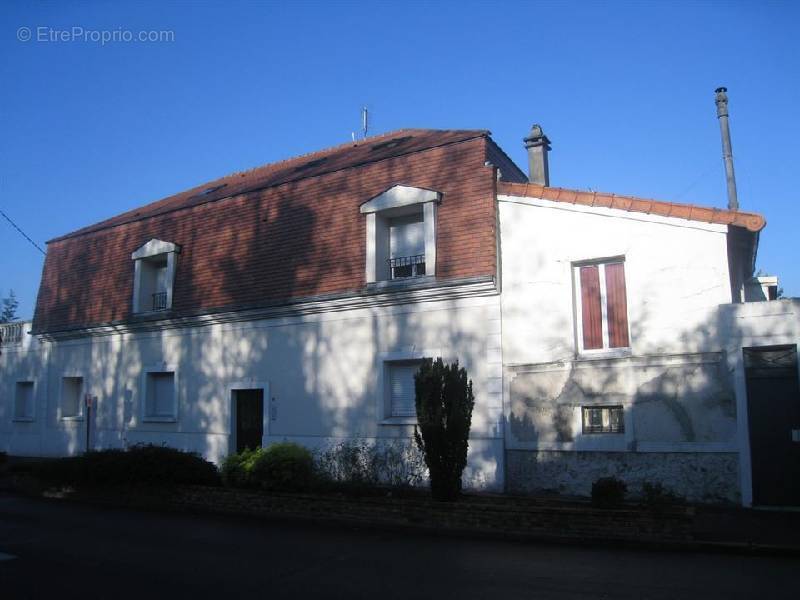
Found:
[152,291,168,311]
[388,254,426,279]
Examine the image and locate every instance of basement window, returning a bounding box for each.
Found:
[582,406,624,434]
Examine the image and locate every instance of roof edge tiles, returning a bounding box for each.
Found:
[497,182,766,232]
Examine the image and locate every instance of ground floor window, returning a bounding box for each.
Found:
[144,371,176,420]
[14,381,34,421]
[387,361,422,418]
[61,376,84,419]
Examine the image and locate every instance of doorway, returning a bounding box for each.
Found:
[744,345,800,506]
[232,389,264,453]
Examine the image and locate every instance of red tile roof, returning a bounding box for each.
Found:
[497,182,766,232]
[34,131,501,334]
[53,129,490,242]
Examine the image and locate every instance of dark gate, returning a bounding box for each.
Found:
[744,345,800,506]
[234,389,264,453]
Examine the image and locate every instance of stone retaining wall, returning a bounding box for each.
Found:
[73,484,695,544]
[507,450,739,504]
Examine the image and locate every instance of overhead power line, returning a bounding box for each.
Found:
[0,208,45,255]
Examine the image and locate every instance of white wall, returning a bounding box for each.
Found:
[719,299,800,506]
[0,294,505,491]
[497,194,745,502]
[499,195,733,365]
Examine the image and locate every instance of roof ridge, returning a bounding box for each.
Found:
[497,181,766,232]
[219,128,419,183]
[219,128,490,184]
[49,128,491,243]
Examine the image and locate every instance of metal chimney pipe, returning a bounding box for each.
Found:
[715,87,739,211]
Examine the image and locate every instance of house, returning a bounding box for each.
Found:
[1,125,798,506]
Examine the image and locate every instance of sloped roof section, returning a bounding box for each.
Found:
[497,182,766,232]
[53,129,489,242]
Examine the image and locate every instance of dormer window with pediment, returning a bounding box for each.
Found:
[360,185,439,285]
[131,239,180,314]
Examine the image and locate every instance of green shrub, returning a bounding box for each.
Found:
[642,482,683,507]
[34,445,219,488]
[220,447,262,488]
[250,442,313,491]
[223,443,314,491]
[591,476,627,508]
[414,358,475,501]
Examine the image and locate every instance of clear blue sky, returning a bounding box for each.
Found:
[2,0,798,319]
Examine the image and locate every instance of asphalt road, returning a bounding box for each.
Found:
[0,493,797,600]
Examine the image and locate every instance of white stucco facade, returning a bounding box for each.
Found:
[2,190,796,506]
[497,193,799,505]
[1,289,505,490]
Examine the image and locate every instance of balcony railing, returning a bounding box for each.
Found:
[0,321,25,346]
[388,254,426,279]
[152,291,168,311]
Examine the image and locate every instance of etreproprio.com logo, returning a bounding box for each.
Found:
[17,26,175,45]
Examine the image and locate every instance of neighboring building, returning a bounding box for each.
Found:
[1,126,798,506]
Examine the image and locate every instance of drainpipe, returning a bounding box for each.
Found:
[715,87,739,211]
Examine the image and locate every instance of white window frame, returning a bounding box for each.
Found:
[361,185,439,285]
[59,373,85,421]
[572,257,631,358]
[131,239,180,314]
[376,348,441,425]
[13,380,36,422]
[141,365,179,423]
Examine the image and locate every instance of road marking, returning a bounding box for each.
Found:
[0,552,17,561]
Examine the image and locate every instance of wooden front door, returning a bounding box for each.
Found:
[745,345,800,506]
[234,389,264,453]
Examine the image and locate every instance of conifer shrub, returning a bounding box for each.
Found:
[413,358,475,501]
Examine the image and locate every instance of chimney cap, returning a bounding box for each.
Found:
[715,87,729,118]
[524,123,551,150]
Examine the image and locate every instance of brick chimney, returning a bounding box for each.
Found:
[523,124,551,186]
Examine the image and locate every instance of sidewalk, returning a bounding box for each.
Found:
[3,459,799,555]
[691,505,800,553]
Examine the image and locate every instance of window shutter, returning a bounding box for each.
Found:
[605,262,629,348]
[580,265,603,350]
[148,372,175,417]
[389,363,418,417]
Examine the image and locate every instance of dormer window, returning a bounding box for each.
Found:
[388,209,425,279]
[131,239,180,314]
[360,185,439,284]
